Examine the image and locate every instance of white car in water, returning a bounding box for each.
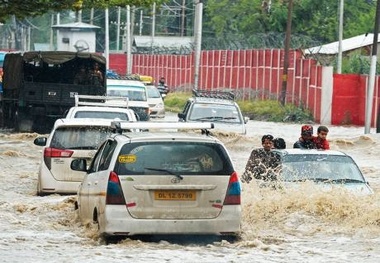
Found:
[269,149,374,195]
[65,95,138,121]
[71,121,242,242]
[178,90,249,135]
[33,118,134,196]
[106,77,150,121]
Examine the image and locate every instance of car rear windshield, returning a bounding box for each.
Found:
[74,111,130,120]
[50,126,113,150]
[115,141,234,175]
[280,154,365,182]
[107,86,147,101]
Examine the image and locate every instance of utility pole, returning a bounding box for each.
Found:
[126,5,132,75]
[279,0,293,106]
[181,0,186,36]
[193,0,203,91]
[365,0,380,134]
[105,8,110,69]
[151,3,156,55]
[116,7,121,51]
[337,0,344,74]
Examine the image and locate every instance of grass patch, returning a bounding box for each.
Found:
[164,91,313,123]
[164,92,192,112]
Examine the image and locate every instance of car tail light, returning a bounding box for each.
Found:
[106,171,126,205]
[223,171,241,205]
[43,147,74,170]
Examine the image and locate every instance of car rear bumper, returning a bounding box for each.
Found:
[100,205,241,236]
[39,165,82,195]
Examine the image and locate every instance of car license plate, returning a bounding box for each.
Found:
[154,190,196,201]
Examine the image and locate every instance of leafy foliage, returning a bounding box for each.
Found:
[203,0,376,49]
[0,0,166,23]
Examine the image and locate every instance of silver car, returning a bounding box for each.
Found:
[270,149,374,195]
[71,122,242,242]
[178,90,249,135]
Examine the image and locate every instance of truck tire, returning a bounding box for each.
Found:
[15,110,33,133]
[2,102,12,129]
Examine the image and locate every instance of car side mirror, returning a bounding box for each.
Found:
[71,159,87,172]
[244,116,250,124]
[178,113,185,120]
[33,137,47,146]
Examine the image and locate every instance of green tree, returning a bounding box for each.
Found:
[203,0,376,49]
[0,0,166,23]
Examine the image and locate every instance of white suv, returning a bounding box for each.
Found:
[33,118,134,196]
[71,121,242,242]
[178,90,249,134]
[106,77,150,121]
[65,95,138,121]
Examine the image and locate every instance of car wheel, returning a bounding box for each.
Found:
[221,234,242,243]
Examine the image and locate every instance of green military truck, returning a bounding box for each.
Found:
[0,51,106,133]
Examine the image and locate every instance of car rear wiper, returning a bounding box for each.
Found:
[68,146,97,150]
[144,167,183,180]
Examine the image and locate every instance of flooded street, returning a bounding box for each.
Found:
[1,113,380,262]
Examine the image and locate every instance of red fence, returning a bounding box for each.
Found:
[332,74,379,127]
[109,50,380,126]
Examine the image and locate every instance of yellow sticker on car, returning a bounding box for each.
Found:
[119,154,136,163]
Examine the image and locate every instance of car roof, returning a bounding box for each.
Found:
[67,106,135,113]
[273,148,348,157]
[190,97,237,106]
[112,131,222,144]
[107,78,146,87]
[108,121,220,143]
[53,118,120,128]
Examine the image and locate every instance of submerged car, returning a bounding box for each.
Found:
[33,118,134,196]
[178,90,249,135]
[271,149,374,195]
[65,95,138,121]
[71,121,242,241]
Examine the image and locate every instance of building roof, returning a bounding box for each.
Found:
[304,33,380,55]
[133,36,194,49]
[52,22,100,30]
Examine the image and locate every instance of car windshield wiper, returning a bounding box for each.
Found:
[326,178,365,184]
[144,167,183,180]
[302,178,365,184]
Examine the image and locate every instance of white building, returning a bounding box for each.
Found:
[52,22,100,52]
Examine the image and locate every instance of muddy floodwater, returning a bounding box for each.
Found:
[1,114,380,263]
